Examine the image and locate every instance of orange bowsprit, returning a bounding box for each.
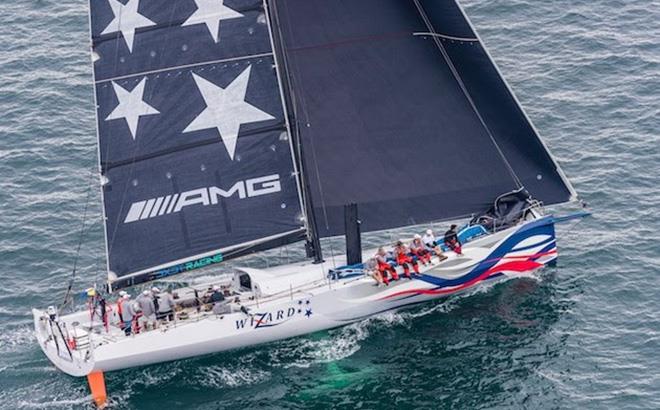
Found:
[87,371,107,408]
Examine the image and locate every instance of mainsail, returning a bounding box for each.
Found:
[269,0,577,237]
[89,0,306,289]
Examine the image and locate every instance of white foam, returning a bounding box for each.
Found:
[267,310,415,369]
[0,324,36,353]
[193,364,271,388]
[15,396,93,409]
[266,277,523,369]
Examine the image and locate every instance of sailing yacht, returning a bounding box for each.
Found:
[33,0,587,406]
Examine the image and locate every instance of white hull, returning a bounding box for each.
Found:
[34,216,558,377]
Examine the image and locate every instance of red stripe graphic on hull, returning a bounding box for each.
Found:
[381,251,553,301]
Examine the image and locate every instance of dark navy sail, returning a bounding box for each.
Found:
[269,0,575,237]
[89,0,305,287]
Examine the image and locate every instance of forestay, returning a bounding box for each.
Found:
[270,0,576,237]
[90,0,305,289]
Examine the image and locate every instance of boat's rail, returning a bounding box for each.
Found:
[33,309,95,376]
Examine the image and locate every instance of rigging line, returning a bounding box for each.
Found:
[59,167,97,310]
[270,0,325,243]
[87,0,113,284]
[276,0,332,232]
[412,0,523,189]
[263,0,308,235]
[412,32,479,42]
[271,1,310,209]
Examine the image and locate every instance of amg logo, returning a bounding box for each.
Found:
[124,174,281,224]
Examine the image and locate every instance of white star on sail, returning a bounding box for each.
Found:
[101,0,156,53]
[184,66,275,160]
[182,0,243,43]
[106,78,160,140]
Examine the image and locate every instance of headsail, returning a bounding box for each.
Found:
[269,0,576,237]
[89,0,305,289]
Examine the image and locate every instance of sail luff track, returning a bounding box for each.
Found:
[87,0,112,285]
[266,0,323,262]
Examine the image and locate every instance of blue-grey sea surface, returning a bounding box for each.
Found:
[1,0,659,408]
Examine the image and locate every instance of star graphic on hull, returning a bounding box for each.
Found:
[182,0,243,43]
[305,309,312,318]
[183,66,275,160]
[106,78,159,140]
[101,0,156,53]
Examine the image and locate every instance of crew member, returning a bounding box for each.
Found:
[410,234,432,266]
[115,290,127,324]
[151,287,160,315]
[137,290,157,331]
[444,224,463,255]
[156,288,176,322]
[394,240,419,279]
[375,247,396,284]
[366,258,385,286]
[422,229,447,259]
[121,294,134,336]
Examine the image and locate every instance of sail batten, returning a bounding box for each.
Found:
[90,0,306,284]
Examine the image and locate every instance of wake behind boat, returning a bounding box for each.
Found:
[33,0,588,406]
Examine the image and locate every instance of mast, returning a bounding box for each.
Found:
[265,0,323,263]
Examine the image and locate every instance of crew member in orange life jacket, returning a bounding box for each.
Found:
[410,234,432,265]
[366,258,385,286]
[394,240,419,279]
[375,247,396,284]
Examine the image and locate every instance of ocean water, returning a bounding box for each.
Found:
[0,0,659,409]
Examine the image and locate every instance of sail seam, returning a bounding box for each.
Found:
[100,123,287,172]
[95,52,274,84]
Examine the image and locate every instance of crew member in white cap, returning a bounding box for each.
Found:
[115,290,128,324]
[422,229,447,259]
[410,234,431,266]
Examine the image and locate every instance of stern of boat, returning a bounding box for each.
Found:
[32,308,95,377]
